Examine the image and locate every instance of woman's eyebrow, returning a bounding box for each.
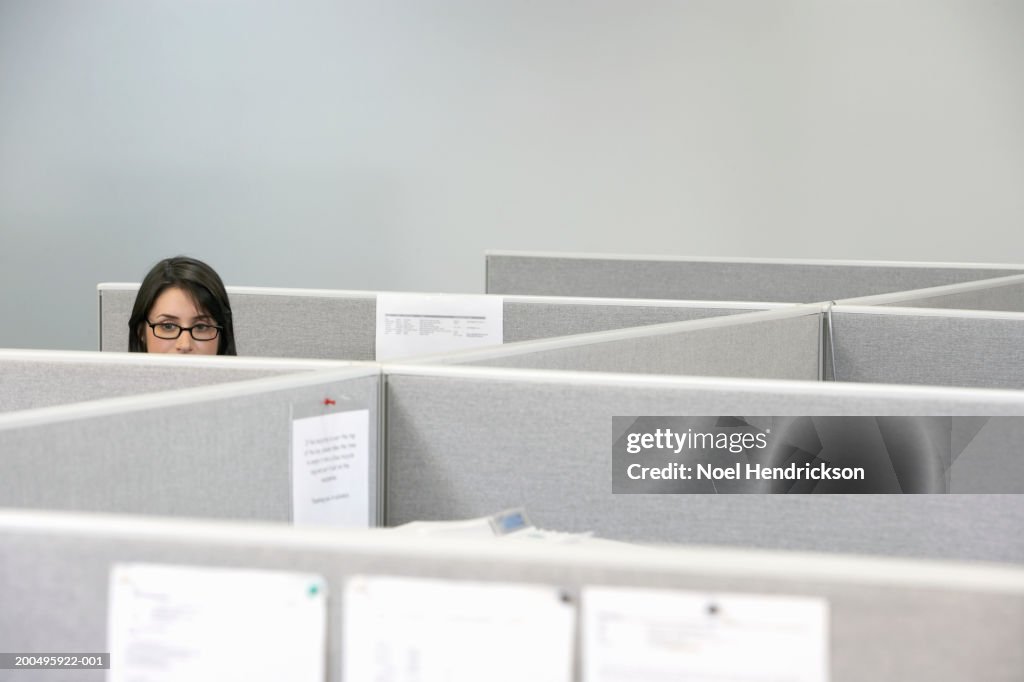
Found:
[152,313,180,321]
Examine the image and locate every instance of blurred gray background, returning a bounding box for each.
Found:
[2,0,1022,350]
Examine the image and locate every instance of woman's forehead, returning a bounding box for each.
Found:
[150,286,212,318]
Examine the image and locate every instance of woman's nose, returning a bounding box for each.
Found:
[175,331,194,352]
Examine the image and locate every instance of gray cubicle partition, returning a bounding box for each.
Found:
[0,365,381,524]
[825,306,1024,389]
[383,365,1024,563]
[3,510,1023,682]
[839,273,1024,313]
[99,284,378,359]
[0,349,349,413]
[98,283,784,359]
[419,307,822,380]
[486,250,1024,302]
[503,295,787,340]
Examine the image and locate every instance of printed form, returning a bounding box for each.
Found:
[582,586,829,682]
[344,575,574,682]
[375,293,503,360]
[107,563,327,682]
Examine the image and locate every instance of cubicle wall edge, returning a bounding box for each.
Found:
[404,306,825,381]
[3,509,1023,682]
[501,295,790,342]
[378,360,390,526]
[817,306,825,382]
[0,347,355,370]
[0,349,358,413]
[838,273,1024,312]
[484,249,1024,270]
[382,362,1024,402]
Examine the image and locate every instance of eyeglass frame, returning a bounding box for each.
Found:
[145,320,223,341]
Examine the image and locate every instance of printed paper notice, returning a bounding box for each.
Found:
[582,586,828,682]
[344,575,574,682]
[108,563,327,682]
[375,293,503,361]
[292,408,370,527]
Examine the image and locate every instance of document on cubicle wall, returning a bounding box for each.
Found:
[107,563,327,682]
[582,586,828,682]
[375,292,503,360]
[344,575,574,682]
[291,408,370,528]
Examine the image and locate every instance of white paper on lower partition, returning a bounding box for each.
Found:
[291,408,370,527]
[582,586,829,682]
[107,563,327,682]
[344,575,574,682]
[375,293,503,361]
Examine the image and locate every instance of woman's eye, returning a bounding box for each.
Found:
[193,325,211,332]
[159,324,178,332]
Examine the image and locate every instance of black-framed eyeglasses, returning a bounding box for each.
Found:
[147,320,222,341]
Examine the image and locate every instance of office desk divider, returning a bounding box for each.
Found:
[825,306,1024,389]
[98,283,786,359]
[411,306,823,381]
[0,349,351,413]
[2,509,1023,682]
[382,364,1024,563]
[99,284,378,359]
[501,295,789,341]
[837,273,1024,313]
[0,365,382,525]
[485,250,1024,302]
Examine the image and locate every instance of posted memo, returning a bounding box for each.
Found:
[582,586,828,682]
[375,293,503,361]
[291,408,370,527]
[108,563,327,682]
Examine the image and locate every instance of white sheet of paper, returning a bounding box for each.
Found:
[375,293,503,361]
[107,563,327,682]
[291,408,370,527]
[344,575,574,682]
[582,586,829,682]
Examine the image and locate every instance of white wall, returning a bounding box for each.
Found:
[2,0,1022,350]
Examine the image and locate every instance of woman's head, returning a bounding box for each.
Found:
[128,256,236,355]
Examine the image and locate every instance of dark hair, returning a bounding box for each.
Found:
[128,256,237,355]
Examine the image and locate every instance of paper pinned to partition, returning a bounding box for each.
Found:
[582,586,829,682]
[108,563,327,682]
[375,293,503,361]
[291,408,370,527]
[344,575,574,682]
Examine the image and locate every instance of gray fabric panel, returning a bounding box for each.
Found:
[486,254,1024,301]
[830,312,1024,389]
[880,282,1024,313]
[2,523,1023,682]
[101,287,377,360]
[461,315,821,380]
[385,374,1024,563]
[0,376,379,522]
[0,360,291,413]
[98,288,134,351]
[231,292,376,359]
[503,301,765,342]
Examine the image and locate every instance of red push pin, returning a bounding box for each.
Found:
[323,398,336,406]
